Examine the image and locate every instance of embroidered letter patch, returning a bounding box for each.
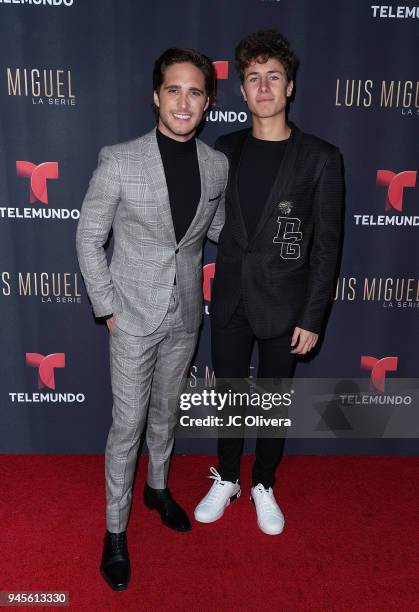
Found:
[273,217,302,259]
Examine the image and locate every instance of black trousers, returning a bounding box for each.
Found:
[211,299,296,488]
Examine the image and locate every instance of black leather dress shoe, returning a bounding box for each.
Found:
[144,483,192,532]
[100,530,131,591]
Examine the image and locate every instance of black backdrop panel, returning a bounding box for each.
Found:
[0,1,417,453]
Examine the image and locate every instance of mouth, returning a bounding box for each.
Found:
[256,98,274,103]
[172,113,192,121]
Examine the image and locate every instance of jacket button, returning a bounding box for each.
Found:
[175,248,179,254]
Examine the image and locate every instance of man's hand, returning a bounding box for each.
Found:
[290,327,318,355]
[105,316,114,332]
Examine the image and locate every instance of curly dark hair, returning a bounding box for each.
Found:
[235,29,299,83]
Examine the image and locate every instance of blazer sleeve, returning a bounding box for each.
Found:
[298,147,344,333]
[207,150,228,243]
[76,146,121,318]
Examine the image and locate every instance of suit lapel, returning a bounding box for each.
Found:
[143,128,177,244]
[249,123,303,246]
[231,129,251,247]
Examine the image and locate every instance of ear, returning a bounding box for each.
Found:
[286,80,294,97]
[240,84,247,102]
[153,90,160,108]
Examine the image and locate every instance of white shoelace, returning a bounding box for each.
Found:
[254,483,282,516]
[205,467,228,502]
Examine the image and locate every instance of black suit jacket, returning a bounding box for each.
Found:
[211,123,344,339]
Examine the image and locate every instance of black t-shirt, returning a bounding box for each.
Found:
[238,134,289,240]
[156,128,201,244]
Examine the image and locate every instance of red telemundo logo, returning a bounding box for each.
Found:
[360,355,398,392]
[376,170,417,212]
[16,161,59,204]
[26,352,65,390]
[202,263,216,302]
[213,61,229,80]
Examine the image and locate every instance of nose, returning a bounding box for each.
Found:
[178,92,189,110]
[259,76,270,93]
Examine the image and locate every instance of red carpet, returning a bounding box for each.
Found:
[2,455,419,611]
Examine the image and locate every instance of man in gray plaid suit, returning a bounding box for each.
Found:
[76,48,227,591]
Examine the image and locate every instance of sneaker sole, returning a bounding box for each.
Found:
[194,490,241,523]
[250,496,285,535]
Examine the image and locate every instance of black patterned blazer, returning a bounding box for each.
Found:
[211,123,344,338]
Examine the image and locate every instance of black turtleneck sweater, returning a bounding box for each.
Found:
[238,134,289,240]
[156,128,201,244]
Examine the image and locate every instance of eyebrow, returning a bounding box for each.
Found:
[163,84,205,94]
[246,69,284,77]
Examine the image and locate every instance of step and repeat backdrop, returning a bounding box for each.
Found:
[0,0,417,453]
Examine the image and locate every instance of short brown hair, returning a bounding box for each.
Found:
[153,47,215,99]
[235,29,299,83]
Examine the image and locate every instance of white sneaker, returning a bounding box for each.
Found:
[250,483,285,535]
[194,467,241,523]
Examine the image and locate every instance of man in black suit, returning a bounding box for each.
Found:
[195,30,344,535]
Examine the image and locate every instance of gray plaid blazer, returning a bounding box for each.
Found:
[76,128,228,335]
